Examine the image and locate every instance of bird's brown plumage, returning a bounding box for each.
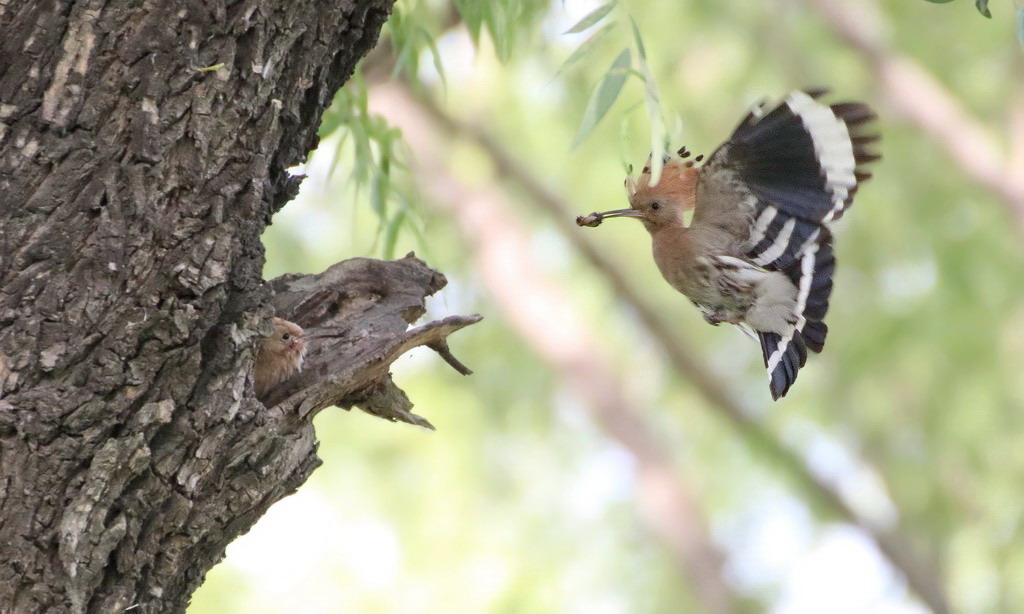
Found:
[254,317,306,400]
[577,90,879,399]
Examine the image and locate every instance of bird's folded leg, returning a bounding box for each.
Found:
[703,309,727,326]
[703,307,744,327]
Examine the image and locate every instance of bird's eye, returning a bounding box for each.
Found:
[651,202,661,210]
[282,333,291,341]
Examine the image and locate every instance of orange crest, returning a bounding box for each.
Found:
[625,155,698,210]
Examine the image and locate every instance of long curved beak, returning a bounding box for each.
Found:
[595,208,643,219]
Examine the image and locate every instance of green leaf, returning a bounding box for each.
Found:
[1017,2,1024,50]
[455,0,549,64]
[618,111,636,173]
[319,87,353,138]
[490,4,513,62]
[328,130,350,180]
[455,0,485,43]
[421,27,448,91]
[382,210,407,260]
[318,109,344,138]
[922,0,956,3]
[554,22,616,78]
[629,16,647,59]
[371,151,392,219]
[572,48,632,149]
[975,0,991,17]
[629,17,665,184]
[351,120,372,182]
[390,39,418,82]
[563,3,615,34]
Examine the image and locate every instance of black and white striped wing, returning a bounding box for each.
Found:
[698,89,878,399]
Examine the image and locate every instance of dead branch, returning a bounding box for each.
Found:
[263,254,481,426]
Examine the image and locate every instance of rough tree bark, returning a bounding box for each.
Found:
[0,1,477,612]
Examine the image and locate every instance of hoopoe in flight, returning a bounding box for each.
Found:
[578,89,879,399]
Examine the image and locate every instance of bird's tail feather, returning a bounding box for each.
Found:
[759,330,807,401]
[728,90,873,399]
[758,234,836,399]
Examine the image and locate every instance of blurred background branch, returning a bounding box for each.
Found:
[805,0,1024,232]
[390,80,950,614]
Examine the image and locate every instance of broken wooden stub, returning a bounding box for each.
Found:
[264,252,482,429]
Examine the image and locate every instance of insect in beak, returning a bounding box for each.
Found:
[575,208,643,227]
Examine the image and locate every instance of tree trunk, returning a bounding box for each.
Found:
[0,1,476,611]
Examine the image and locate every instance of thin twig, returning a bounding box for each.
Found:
[427,340,474,375]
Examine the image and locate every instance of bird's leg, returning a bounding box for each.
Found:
[703,308,726,326]
[702,306,732,326]
[703,306,745,326]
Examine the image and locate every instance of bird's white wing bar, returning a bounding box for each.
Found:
[784,91,857,224]
[760,92,860,396]
[747,204,778,248]
[765,233,820,379]
[720,91,875,398]
[751,217,796,266]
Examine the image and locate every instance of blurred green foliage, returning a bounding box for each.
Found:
[191,0,1024,612]
[923,0,989,19]
[923,0,1024,47]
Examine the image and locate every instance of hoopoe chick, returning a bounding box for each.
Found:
[254,317,306,400]
[577,90,879,399]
